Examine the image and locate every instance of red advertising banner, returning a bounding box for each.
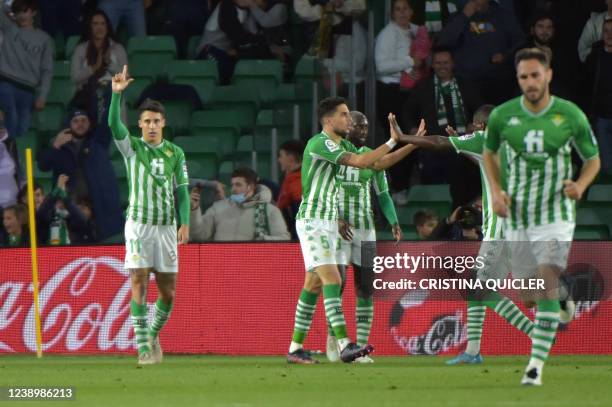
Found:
[1,243,611,355]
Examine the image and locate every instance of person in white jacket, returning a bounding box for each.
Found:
[190,167,291,242]
[578,0,612,62]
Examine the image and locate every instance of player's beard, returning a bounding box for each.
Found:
[524,84,547,105]
[334,126,349,138]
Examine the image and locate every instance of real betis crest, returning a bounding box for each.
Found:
[551,114,564,127]
[164,148,174,157]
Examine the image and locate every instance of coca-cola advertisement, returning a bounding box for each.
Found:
[1,243,611,355]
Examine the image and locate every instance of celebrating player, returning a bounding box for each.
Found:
[483,48,600,385]
[109,65,191,365]
[394,105,535,364]
[287,97,403,364]
[325,111,421,363]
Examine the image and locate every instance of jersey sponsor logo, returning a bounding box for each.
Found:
[338,165,360,182]
[507,117,521,126]
[325,139,340,152]
[551,114,565,127]
[458,133,476,141]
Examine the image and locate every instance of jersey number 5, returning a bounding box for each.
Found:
[525,130,544,153]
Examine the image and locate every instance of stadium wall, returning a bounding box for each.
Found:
[1,243,611,355]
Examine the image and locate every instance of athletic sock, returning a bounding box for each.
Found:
[356,296,373,347]
[529,299,560,367]
[323,284,348,343]
[465,300,486,355]
[149,298,173,339]
[131,300,150,355]
[289,289,319,353]
[488,295,534,337]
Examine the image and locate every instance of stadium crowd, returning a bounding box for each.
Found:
[0,0,611,246]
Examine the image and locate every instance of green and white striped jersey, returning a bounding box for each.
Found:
[337,146,389,230]
[114,135,189,225]
[449,131,507,241]
[485,96,599,230]
[297,132,357,221]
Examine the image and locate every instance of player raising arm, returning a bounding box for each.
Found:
[109,65,190,365]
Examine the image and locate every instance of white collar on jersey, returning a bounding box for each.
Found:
[141,138,165,149]
[520,95,555,118]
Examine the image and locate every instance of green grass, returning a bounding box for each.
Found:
[1,355,612,406]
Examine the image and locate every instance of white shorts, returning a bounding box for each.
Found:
[296,218,342,272]
[337,228,376,266]
[505,221,574,278]
[124,219,179,273]
[475,239,511,281]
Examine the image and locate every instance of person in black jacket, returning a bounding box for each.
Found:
[37,109,123,241]
[584,19,612,175]
[400,47,482,206]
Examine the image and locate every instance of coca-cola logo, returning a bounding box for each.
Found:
[0,257,144,352]
[391,312,465,355]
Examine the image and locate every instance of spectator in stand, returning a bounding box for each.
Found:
[578,0,612,62]
[160,0,210,58]
[197,0,277,85]
[0,0,53,138]
[428,203,482,241]
[17,183,48,244]
[97,0,147,37]
[375,0,430,141]
[520,13,573,100]
[585,18,612,175]
[407,0,460,38]
[401,47,482,203]
[37,109,124,241]
[38,174,97,245]
[249,0,291,66]
[0,110,22,211]
[190,167,290,241]
[1,203,29,247]
[413,209,438,240]
[293,0,366,57]
[277,139,303,239]
[38,0,82,39]
[70,10,127,123]
[437,0,524,105]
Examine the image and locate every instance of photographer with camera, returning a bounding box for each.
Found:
[37,108,123,241]
[429,201,483,241]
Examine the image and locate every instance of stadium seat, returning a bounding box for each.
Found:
[187,35,201,59]
[127,35,177,64]
[190,109,252,137]
[209,85,260,125]
[167,60,218,104]
[294,56,321,84]
[174,133,236,161]
[186,157,218,180]
[124,77,154,108]
[52,60,71,79]
[15,134,39,163]
[233,60,283,105]
[64,35,80,59]
[587,184,612,202]
[234,152,272,179]
[47,79,75,109]
[128,55,160,83]
[33,168,53,194]
[574,225,610,240]
[33,106,64,133]
[163,101,193,135]
[272,83,297,110]
[254,108,294,137]
[218,160,234,186]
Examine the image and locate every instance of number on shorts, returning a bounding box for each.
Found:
[320,235,330,250]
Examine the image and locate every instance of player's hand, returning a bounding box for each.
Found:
[215,182,226,200]
[53,129,73,149]
[190,187,201,211]
[447,206,462,224]
[492,190,511,218]
[392,223,402,243]
[388,113,400,143]
[415,118,426,138]
[112,65,134,93]
[445,125,457,136]
[57,174,69,191]
[178,224,189,244]
[563,179,584,200]
[34,98,46,111]
[338,220,353,241]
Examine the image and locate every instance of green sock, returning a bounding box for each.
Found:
[530,299,560,366]
[465,300,486,355]
[356,297,373,347]
[486,294,534,337]
[149,298,173,339]
[323,284,348,340]
[291,289,319,345]
[130,300,150,355]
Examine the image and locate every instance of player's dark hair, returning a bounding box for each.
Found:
[530,12,555,29]
[139,99,166,118]
[279,140,305,163]
[231,167,258,186]
[514,47,551,69]
[431,46,453,58]
[317,97,348,124]
[413,209,438,227]
[17,184,42,204]
[391,0,413,11]
[473,104,495,125]
[11,0,38,13]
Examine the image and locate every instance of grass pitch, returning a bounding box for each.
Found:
[1,355,611,406]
